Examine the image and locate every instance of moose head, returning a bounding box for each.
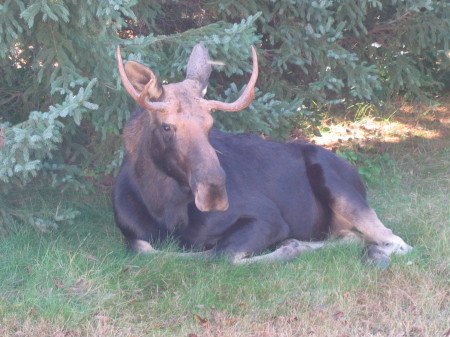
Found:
[116,44,258,212]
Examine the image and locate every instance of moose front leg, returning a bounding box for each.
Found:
[131,239,214,259]
[230,237,373,265]
[230,239,326,265]
[130,239,159,253]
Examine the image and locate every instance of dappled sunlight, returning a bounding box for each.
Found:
[307,100,450,149]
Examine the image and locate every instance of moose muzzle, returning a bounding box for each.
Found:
[190,170,228,212]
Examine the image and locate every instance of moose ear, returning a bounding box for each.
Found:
[186,43,212,96]
[123,61,164,100]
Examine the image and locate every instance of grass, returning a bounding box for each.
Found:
[1,108,449,336]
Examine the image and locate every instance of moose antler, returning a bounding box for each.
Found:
[117,45,258,113]
[205,46,258,112]
[116,46,169,111]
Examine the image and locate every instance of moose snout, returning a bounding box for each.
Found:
[190,171,228,212]
[194,181,229,212]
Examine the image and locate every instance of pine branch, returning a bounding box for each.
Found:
[0,79,98,186]
[369,9,416,35]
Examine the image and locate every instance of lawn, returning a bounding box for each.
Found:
[0,103,449,337]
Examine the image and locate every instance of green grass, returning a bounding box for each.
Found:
[1,139,449,337]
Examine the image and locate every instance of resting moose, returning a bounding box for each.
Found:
[113,43,412,265]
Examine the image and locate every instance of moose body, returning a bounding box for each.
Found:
[113,43,411,265]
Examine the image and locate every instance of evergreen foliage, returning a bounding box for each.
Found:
[0,0,449,198]
[0,79,97,186]
[213,0,450,103]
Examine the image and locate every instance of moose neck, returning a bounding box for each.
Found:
[124,110,192,231]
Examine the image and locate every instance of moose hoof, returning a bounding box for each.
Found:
[363,245,391,269]
[131,240,158,254]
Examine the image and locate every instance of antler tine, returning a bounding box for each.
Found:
[206,46,258,112]
[116,46,169,112]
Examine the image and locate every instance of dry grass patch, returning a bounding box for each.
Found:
[191,268,448,337]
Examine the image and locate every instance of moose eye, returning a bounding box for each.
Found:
[161,123,172,132]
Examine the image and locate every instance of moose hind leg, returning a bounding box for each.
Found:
[304,150,412,258]
[330,195,411,256]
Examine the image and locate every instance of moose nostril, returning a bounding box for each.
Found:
[194,181,228,212]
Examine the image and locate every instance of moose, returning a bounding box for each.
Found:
[113,43,412,266]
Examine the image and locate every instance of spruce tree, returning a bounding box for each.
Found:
[211,0,449,102]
